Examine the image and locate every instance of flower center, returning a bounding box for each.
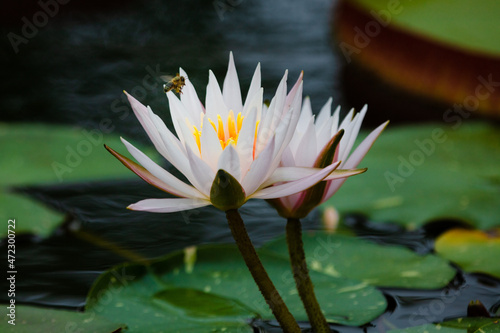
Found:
[192,110,244,151]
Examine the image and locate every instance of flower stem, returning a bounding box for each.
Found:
[286,218,331,332]
[226,209,301,333]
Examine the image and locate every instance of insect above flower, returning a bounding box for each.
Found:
[105,53,363,213]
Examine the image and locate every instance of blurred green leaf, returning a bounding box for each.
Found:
[350,0,500,56]
[435,228,500,278]
[322,122,500,230]
[0,123,159,237]
[0,305,125,333]
[86,244,387,331]
[262,232,456,289]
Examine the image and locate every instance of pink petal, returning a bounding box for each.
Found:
[105,145,189,198]
[251,161,340,199]
[322,120,389,201]
[128,198,210,213]
[120,138,205,199]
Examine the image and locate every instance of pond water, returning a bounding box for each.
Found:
[1,0,499,332]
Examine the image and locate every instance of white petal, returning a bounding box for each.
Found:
[121,138,205,199]
[250,162,340,199]
[339,105,367,164]
[285,71,304,120]
[217,144,241,182]
[125,92,169,159]
[344,120,388,169]
[167,91,190,144]
[241,136,275,195]
[222,52,243,115]
[128,198,210,213]
[179,67,204,122]
[242,88,263,123]
[262,165,364,188]
[243,62,261,116]
[177,117,200,158]
[257,71,288,153]
[281,145,296,167]
[200,116,223,171]
[206,70,228,121]
[294,115,317,167]
[236,107,257,177]
[330,105,341,135]
[316,97,333,127]
[185,145,215,196]
[289,96,313,152]
[322,120,388,201]
[269,82,303,170]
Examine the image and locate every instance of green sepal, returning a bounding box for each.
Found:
[210,169,246,211]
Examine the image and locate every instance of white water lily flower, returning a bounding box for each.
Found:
[267,97,389,218]
[106,53,360,213]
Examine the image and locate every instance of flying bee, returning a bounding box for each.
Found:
[161,73,186,94]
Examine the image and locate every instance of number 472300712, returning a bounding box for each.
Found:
[7,219,16,270]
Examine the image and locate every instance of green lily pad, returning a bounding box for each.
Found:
[322,122,500,230]
[388,317,500,333]
[349,0,500,56]
[86,244,387,331]
[262,232,456,289]
[0,123,159,237]
[435,228,500,278]
[0,304,125,333]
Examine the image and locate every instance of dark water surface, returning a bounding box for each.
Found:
[2,1,499,332]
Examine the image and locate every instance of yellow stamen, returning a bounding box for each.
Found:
[192,112,251,153]
[228,110,236,141]
[217,115,225,142]
[208,118,217,132]
[237,112,243,132]
[253,120,260,159]
[192,125,202,153]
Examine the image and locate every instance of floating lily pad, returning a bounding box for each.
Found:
[262,232,456,289]
[0,123,159,237]
[388,317,500,333]
[348,0,500,56]
[0,304,125,333]
[86,244,387,331]
[435,228,500,278]
[322,122,500,230]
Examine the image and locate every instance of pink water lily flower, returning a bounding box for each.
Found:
[106,53,362,213]
[268,97,389,218]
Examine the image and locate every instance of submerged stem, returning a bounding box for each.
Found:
[226,209,301,333]
[287,218,331,332]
